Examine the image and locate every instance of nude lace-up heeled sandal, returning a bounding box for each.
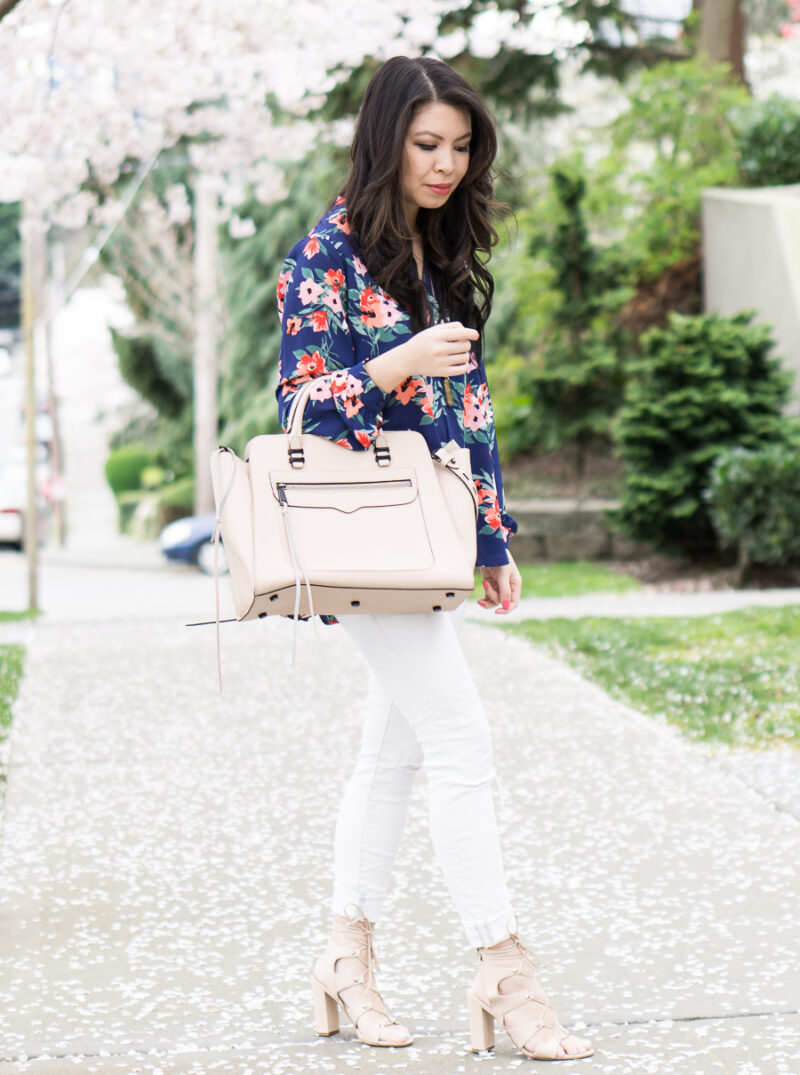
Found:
[312,912,413,1048]
[467,933,593,1061]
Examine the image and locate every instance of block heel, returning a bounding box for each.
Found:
[470,932,593,1061]
[467,989,496,1052]
[312,976,340,1036]
[312,911,413,1047]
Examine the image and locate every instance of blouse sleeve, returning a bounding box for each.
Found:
[275,235,389,449]
[462,351,518,567]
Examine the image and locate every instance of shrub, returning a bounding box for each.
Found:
[105,445,155,497]
[735,95,800,188]
[706,444,800,573]
[612,311,793,555]
[117,489,148,533]
[111,330,188,419]
[158,477,195,511]
[588,59,747,285]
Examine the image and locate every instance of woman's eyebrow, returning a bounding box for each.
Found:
[412,130,472,140]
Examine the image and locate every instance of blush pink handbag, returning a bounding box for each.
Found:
[208,378,478,673]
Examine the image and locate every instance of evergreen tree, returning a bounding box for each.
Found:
[509,166,632,486]
[613,311,793,555]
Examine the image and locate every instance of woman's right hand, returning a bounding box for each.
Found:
[364,321,480,393]
[400,321,480,379]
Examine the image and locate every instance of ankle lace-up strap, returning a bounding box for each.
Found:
[475,933,571,1060]
[323,916,399,1035]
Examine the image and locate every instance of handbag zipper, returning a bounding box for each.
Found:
[277,478,413,501]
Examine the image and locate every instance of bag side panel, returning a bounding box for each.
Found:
[210,449,256,620]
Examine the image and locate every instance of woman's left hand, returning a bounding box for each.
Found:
[478,554,522,615]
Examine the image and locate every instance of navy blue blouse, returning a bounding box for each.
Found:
[275,197,517,567]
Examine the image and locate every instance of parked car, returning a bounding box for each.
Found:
[0,448,50,550]
[159,513,228,575]
[0,460,27,550]
[0,502,23,548]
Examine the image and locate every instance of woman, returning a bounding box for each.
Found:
[275,55,592,1063]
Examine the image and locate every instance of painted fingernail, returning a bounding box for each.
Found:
[502,600,510,610]
[483,580,489,590]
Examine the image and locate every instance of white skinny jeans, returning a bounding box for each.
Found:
[333,605,515,947]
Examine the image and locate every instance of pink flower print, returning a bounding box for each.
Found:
[330,371,364,399]
[463,382,490,430]
[304,235,321,258]
[421,383,434,418]
[373,297,402,328]
[353,256,368,277]
[276,269,292,313]
[328,370,365,418]
[298,278,324,306]
[322,289,344,315]
[308,378,333,401]
[465,406,486,432]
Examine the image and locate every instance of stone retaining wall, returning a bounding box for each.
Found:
[506,498,654,561]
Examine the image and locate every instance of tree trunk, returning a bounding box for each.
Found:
[21,207,46,611]
[193,174,220,517]
[0,0,24,21]
[694,0,748,85]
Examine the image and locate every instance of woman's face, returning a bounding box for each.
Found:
[399,101,472,229]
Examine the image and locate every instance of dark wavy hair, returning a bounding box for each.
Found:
[340,55,500,335]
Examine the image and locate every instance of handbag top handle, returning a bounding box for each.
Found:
[284,376,393,469]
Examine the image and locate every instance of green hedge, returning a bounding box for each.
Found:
[158,477,194,511]
[612,311,792,555]
[736,95,800,188]
[706,444,800,570]
[105,445,156,497]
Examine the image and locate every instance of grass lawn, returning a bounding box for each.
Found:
[0,644,25,736]
[472,560,642,600]
[0,610,40,622]
[0,611,34,743]
[508,605,800,747]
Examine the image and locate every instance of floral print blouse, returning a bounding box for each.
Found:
[275,196,517,567]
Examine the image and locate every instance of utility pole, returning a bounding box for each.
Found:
[193,173,220,516]
[21,206,46,611]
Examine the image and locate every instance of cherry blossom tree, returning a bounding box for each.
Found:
[1,0,457,515]
[1,0,464,223]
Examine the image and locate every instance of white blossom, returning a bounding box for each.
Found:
[0,0,454,222]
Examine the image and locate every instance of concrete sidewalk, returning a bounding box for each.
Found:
[482,586,800,624]
[1,608,799,1074]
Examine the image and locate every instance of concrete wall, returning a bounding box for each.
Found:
[702,185,800,412]
[506,499,654,561]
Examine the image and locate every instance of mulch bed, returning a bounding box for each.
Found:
[607,555,800,593]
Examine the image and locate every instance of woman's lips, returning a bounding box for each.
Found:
[428,184,452,195]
